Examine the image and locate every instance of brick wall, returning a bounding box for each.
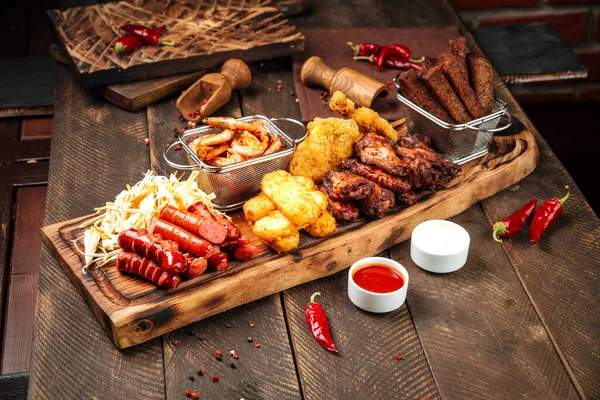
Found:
[451,0,600,102]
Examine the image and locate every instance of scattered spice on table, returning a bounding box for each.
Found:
[249,322,255,328]
[492,198,537,242]
[230,362,237,369]
[185,390,192,397]
[202,339,208,345]
[176,144,182,151]
[254,341,260,348]
[395,354,403,361]
[214,350,221,357]
[233,353,239,359]
[191,392,198,400]
[530,186,570,243]
[198,369,206,376]
[189,375,195,382]
[226,324,232,328]
[211,375,219,382]
[277,84,283,92]
[305,292,338,353]
[174,339,180,346]
[247,336,252,342]
[115,35,144,54]
[144,138,149,146]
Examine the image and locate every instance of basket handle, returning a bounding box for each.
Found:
[163,139,197,170]
[270,117,307,144]
[463,108,512,132]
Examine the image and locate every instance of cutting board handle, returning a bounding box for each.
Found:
[221,59,252,90]
[300,56,336,89]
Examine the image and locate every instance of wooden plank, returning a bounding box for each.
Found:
[0,58,55,111]
[389,204,579,399]
[49,0,305,87]
[282,260,439,399]
[28,65,166,399]
[0,372,29,400]
[0,106,53,119]
[1,187,47,374]
[40,124,538,349]
[20,117,53,139]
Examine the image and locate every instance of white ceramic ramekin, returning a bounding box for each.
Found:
[410,220,470,273]
[347,257,409,313]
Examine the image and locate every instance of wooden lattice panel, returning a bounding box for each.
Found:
[49,0,305,86]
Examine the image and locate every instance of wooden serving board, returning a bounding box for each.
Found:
[48,0,304,87]
[41,128,538,349]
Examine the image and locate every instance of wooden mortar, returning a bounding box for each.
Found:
[300,56,388,108]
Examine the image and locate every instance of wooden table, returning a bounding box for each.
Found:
[29,1,600,399]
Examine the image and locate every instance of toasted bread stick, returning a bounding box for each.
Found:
[467,53,494,114]
[421,66,470,123]
[398,69,454,123]
[448,37,468,72]
[437,52,486,119]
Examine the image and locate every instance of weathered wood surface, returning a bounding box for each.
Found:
[0,58,55,118]
[29,0,600,399]
[49,0,305,86]
[0,372,29,400]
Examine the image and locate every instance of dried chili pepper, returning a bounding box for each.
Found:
[115,35,144,54]
[530,186,570,243]
[120,24,174,46]
[354,55,423,71]
[305,292,338,353]
[377,44,411,71]
[492,198,537,243]
[347,42,382,57]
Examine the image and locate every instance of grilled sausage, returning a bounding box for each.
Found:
[181,254,208,279]
[223,236,259,261]
[160,205,227,244]
[117,250,180,288]
[117,228,187,274]
[207,251,230,271]
[187,201,241,243]
[149,218,219,259]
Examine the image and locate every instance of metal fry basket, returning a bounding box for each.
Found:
[393,72,512,164]
[163,115,306,210]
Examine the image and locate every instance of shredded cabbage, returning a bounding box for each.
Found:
[78,170,215,270]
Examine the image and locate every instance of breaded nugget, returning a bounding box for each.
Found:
[329,91,400,142]
[421,66,470,123]
[252,210,297,242]
[437,52,486,119]
[289,117,360,183]
[398,69,453,123]
[261,170,321,228]
[467,53,494,114]
[243,193,276,224]
[305,210,337,237]
[293,175,317,191]
[265,230,300,253]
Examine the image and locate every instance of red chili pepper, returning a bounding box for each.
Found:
[530,186,570,243]
[347,41,382,57]
[377,45,412,72]
[492,198,537,243]
[120,24,174,46]
[115,35,144,54]
[305,292,338,353]
[354,55,423,71]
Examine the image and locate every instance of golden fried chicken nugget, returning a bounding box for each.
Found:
[265,230,300,253]
[243,193,276,225]
[252,210,297,242]
[305,210,337,237]
[289,118,361,183]
[261,170,321,228]
[294,175,317,191]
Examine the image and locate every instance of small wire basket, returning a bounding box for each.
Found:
[163,115,306,210]
[393,72,512,164]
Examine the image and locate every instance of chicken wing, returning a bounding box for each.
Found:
[358,184,395,219]
[354,133,411,177]
[340,159,412,194]
[317,185,360,223]
[322,171,375,202]
[397,134,433,150]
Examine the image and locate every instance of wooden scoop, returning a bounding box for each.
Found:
[301,56,388,108]
[177,59,251,122]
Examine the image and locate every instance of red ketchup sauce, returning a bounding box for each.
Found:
[352,264,404,293]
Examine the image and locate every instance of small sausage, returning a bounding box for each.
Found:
[181,254,208,279]
[187,201,241,243]
[149,218,219,259]
[207,252,229,271]
[117,250,180,288]
[117,228,187,274]
[160,205,227,244]
[223,236,258,261]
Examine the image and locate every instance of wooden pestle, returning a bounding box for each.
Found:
[300,56,388,108]
[177,59,252,121]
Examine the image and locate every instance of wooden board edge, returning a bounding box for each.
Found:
[0,106,53,119]
[107,130,538,348]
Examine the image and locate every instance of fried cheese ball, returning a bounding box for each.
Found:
[243,193,276,225]
[289,117,361,183]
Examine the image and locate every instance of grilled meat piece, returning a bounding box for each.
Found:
[354,133,411,177]
[317,185,360,223]
[467,53,494,114]
[396,191,417,206]
[394,146,460,191]
[358,184,395,219]
[397,134,433,150]
[421,66,470,123]
[322,171,375,202]
[341,159,411,194]
[397,69,453,123]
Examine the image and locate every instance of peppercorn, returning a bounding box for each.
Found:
[395,354,403,361]
[254,341,260,348]
[187,112,193,117]
[277,84,283,92]
[226,324,232,328]
[144,138,149,146]
[202,340,208,345]
[189,375,195,381]
[247,337,252,342]
[185,390,192,397]
[176,144,182,151]
[191,393,198,400]
[230,362,237,369]
[233,353,239,359]
[177,113,182,118]
[249,322,255,328]
[174,340,180,346]
[215,349,221,357]
[211,375,219,382]
[198,369,206,376]
[216,355,223,361]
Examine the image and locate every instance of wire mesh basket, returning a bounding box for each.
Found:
[163,115,306,210]
[393,72,512,164]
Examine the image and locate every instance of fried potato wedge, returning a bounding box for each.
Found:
[243,193,276,224]
[265,230,300,253]
[261,170,321,228]
[251,210,297,242]
[305,210,337,237]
